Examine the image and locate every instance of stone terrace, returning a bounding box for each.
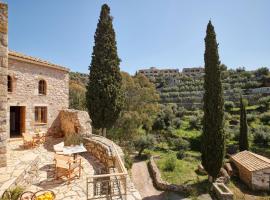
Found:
[0,137,141,200]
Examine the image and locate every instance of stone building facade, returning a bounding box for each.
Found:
[7,51,69,137]
[0,2,69,167]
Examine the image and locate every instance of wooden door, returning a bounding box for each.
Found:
[20,107,26,134]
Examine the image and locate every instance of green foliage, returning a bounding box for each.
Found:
[124,150,133,170]
[224,101,235,112]
[255,67,269,77]
[260,112,270,125]
[86,4,124,136]
[189,116,201,130]
[163,155,177,171]
[109,72,160,144]
[69,81,86,110]
[1,187,24,200]
[253,126,270,147]
[134,134,155,157]
[201,21,225,180]
[64,134,83,146]
[172,117,182,129]
[258,96,270,111]
[239,96,249,151]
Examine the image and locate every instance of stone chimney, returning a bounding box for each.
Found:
[0,2,8,167]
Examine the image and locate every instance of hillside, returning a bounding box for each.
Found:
[154,68,270,109]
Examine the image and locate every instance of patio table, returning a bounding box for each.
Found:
[62,144,87,160]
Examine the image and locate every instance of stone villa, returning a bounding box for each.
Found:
[0,3,69,167]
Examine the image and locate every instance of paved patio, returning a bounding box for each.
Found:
[0,137,142,200]
[1,137,105,200]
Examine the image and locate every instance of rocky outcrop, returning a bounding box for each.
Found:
[148,156,191,194]
[48,109,92,137]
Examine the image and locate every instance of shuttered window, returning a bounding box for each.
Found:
[35,107,47,124]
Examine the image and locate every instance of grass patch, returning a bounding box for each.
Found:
[154,151,207,186]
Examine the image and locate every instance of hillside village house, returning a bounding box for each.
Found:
[7,51,69,137]
[0,2,69,167]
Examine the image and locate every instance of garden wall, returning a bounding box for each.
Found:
[148,156,191,193]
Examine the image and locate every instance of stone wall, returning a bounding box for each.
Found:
[84,136,116,170]
[7,58,69,136]
[251,169,270,191]
[0,2,8,167]
[48,109,92,137]
[148,156,191,194]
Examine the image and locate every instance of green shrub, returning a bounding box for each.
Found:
[124,151,133,170]
[134,134,155,157]
[64,133,83,146]
[1,186,24,200]
[253,126,270,147]
[164,155,176,171]
[247,114,256,124]
[260,112,270,125]
[169,137,190,152]
[172,118,182,129]
[189,116,201,130]
[225,101,235,112]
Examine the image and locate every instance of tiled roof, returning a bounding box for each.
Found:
[231,151,270,172]
[8,50,70,72]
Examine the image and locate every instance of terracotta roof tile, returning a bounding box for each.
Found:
[231,151,270,172]
[8,50,70,72]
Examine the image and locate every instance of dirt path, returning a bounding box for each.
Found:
[131,160,184,200]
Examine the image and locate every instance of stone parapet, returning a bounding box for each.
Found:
[0,2,8,168]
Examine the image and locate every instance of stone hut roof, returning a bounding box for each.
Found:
[231,151,270,172]
[8,50,70,72]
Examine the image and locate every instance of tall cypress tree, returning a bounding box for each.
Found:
[86,4,123,137]
[201,21,225,181]
[239,96,249,151]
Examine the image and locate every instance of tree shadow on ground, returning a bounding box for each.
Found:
[34,164,66,190]
[143,191,184,200]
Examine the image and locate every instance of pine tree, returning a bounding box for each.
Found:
[239,96,249,151]
[201,21,225,181]
[86,4,123,137]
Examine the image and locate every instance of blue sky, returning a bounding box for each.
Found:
[3,0,270,74]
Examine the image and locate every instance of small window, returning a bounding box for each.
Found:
[38,80,46,95]
[35,107,47,124]
[7,75,12,92]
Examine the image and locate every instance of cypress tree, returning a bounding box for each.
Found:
[201,21,225,181]
[86,4,123,137]
[239,96,249,151]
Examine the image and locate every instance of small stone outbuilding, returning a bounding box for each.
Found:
[230,151,270,191]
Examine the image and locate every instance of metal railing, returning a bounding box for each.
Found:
[86,135,128,200]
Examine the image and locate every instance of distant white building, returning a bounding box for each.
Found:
[182,67,204,76]
[138,67,179,78]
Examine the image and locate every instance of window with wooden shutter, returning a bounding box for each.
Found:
[35,107,47,124]
[38,80,47,95]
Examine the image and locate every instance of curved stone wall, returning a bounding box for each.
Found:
[148,156,191,194]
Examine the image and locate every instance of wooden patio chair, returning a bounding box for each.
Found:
[54,154,82,184]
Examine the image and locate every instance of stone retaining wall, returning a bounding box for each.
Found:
[148,156,191,194]
[84,137,115,170]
